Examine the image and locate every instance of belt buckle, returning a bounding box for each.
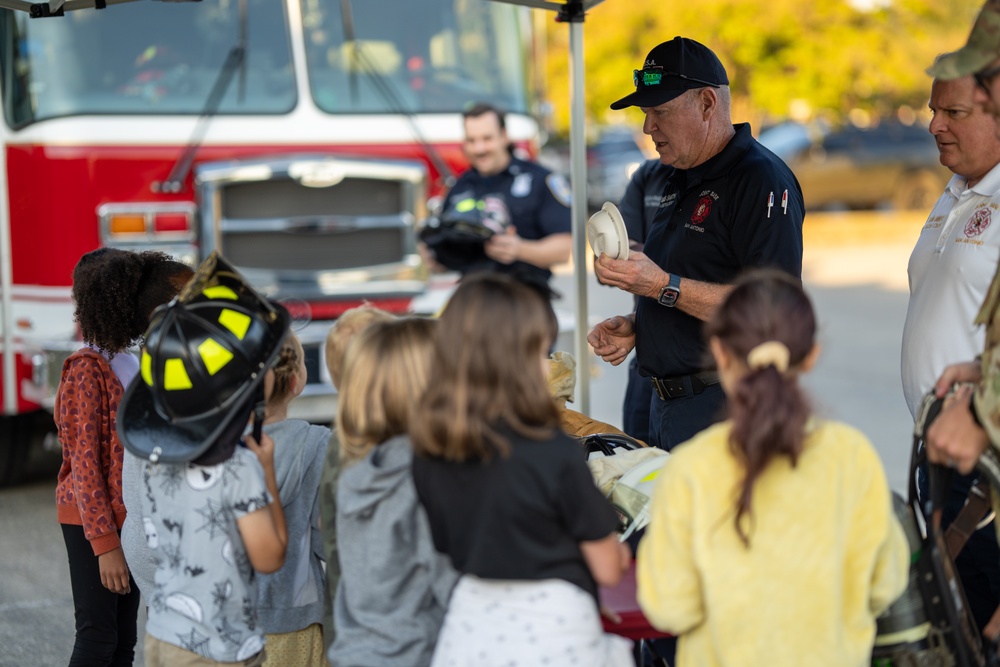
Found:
[653,376,686,400]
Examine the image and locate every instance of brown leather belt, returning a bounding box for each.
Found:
[945,479,994,560]
[651,371,721,400]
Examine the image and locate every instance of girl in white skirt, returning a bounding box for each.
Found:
[411,273,634,667]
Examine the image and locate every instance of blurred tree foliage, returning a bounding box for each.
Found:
[540,0,982,135]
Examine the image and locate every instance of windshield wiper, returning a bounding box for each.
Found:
[339,0,455,190]
[155,0,248,194]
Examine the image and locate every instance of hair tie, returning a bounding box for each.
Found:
[746,341,790,372]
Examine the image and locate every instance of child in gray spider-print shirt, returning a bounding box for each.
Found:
[140,445,273,663]
[116,253,289,666]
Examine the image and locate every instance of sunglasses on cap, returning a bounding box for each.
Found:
[975,62,1000,92]
[633,66,720,89]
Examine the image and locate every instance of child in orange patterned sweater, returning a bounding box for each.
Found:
[55,248,191,666]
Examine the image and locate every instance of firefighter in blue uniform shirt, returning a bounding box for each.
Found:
[419,103,572,288]
[589,37,804,453]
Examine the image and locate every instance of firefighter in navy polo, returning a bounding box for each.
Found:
[588,37,805,453]
[419,102,571,288]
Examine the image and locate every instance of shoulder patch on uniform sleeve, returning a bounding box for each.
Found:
[546,173,572,208]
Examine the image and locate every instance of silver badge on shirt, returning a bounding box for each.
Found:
[511,172,533,198]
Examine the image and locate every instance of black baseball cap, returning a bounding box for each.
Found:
[610,37,729,110]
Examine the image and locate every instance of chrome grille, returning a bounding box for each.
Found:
[221,178,405,219]
[196,155,426,283]
[221,227,405,270]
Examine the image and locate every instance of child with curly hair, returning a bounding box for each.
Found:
[257,332,330,666]
[55,248,192,666]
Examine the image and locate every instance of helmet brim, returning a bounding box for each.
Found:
[118,376,261,463]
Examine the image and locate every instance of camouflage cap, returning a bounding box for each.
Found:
[928,0,1000,80]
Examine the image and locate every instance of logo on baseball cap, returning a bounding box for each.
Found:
[610,37,729,110]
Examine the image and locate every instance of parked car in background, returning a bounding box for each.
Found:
[586,127,649,209]
[759,121,950,212]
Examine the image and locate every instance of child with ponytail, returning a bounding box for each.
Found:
[636,269,909,667]
[257,332,330,666]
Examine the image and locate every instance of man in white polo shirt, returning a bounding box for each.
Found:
[901,61,1000,632]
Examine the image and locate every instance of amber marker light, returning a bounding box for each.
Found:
[108,214,147,235]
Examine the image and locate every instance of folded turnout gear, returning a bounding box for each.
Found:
[579,432,668,544]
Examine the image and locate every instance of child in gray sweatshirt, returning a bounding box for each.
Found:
[329,318,457,667]
[257,333,330,666]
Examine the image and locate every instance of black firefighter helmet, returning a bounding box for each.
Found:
[117,251,290,465]
[419,194,512,272]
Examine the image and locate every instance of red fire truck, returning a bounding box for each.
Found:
[0,0,541,483]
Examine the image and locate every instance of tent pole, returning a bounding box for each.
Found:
[488,0,605,416]
[565,6,589,415]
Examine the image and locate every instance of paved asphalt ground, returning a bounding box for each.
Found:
[0,211,921,666]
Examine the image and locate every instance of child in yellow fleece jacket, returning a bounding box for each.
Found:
[636,270,909,667]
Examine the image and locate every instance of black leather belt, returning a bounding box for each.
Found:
[651,371,721,400]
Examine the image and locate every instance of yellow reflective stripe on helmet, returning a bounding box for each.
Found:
[198,338,233,376]
[202,286,239,300]
[454,198,477,213]
[163,358,193,390]
[218,309,251,340]
[141,350,153,386]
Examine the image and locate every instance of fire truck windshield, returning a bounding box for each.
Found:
[0,0,295,127]
[0,0,530,128]
[300,0,530,115]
